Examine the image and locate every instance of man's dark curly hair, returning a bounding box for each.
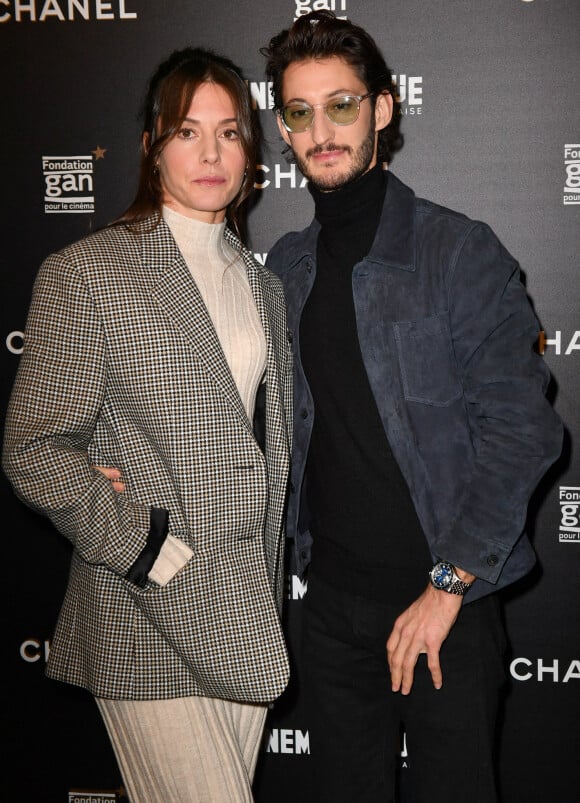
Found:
[261,10,403,165]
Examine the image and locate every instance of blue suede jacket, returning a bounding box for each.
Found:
[267,172,563,602]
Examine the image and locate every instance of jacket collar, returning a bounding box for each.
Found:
[365,171,416,272]
[281,170,416,273]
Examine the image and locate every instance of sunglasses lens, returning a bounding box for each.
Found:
[327,97,359,125]
[282,104,313,133]
[281,96,363,132]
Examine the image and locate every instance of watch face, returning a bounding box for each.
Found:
[431,561,454,589]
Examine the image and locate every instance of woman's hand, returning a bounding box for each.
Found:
[94,466,125,492]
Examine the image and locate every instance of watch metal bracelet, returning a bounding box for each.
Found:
[446,578,472,595]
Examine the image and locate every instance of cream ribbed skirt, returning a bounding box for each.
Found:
[96,695,267,802]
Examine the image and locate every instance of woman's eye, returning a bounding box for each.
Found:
[222,128,240,140]
[178,127,195,139]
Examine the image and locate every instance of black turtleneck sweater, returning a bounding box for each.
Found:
[300,164,432,605]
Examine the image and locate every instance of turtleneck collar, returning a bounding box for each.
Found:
[162,204,227,237]
[162,205,233,269]
[308,163,387,229]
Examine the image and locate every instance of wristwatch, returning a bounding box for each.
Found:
[429,561,472,596]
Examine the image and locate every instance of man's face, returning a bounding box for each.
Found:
[277,56,392,191]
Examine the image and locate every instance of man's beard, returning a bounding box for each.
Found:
[294,122,376,191]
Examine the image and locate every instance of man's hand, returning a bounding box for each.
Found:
[94,465,125,492]
[386,583,462,695]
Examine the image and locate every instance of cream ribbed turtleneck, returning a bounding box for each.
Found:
[163,206,266,420]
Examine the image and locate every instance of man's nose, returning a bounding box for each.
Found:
[310,107,335,145]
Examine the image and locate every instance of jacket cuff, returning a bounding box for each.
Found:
[433,527,512,584]
[148,534,193,586]
[125,507,169,588]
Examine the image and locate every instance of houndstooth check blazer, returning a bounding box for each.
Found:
[3,216,292,703]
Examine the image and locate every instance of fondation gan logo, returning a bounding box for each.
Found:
[69,790,126,803]
[43,154,94,214]
[42,146,105,214]
[559,486,580,543]
[563,144,580,205]
[294,0,347,20]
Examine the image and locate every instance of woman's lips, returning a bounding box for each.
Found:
[194,176,226,186]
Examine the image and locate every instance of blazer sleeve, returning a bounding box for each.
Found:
[2,251,152,576]
[433,222,563,582]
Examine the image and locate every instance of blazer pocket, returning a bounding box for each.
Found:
[124,543,290,704]
[394,313,462,407]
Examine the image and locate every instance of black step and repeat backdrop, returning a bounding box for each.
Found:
[2,1,579,801]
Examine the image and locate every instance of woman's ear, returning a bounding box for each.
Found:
[142,131,151,155]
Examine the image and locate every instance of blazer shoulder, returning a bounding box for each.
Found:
[39,222,163,293]
[56,222,142,266]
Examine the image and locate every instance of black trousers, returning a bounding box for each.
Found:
[300,574,507,803]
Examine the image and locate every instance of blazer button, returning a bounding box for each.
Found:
[306,261,313,273]
[287,330,293,343]
[487,555,499,567]
[290,482,296,493]
[300,409,309,419]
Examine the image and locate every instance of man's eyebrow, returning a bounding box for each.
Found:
[284,89,361,104]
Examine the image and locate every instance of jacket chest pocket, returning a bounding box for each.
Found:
[394,314,462,407]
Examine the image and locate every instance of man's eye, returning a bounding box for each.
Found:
[289,106,311,119]
[331,98,355,112]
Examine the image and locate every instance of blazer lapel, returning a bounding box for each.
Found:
[141,219,251,429]
[240,239,290,467]
[242,247,291,592]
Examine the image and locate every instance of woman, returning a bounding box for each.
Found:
[3,48,292,802]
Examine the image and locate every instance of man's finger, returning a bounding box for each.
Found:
[399,653,420,696]
[427,652,443,690]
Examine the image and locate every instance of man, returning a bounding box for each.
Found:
[262,10,563,803]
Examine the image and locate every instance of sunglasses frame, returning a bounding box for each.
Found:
[278,92,375,133]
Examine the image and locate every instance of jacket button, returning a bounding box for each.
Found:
[300,409,309,419]
[287,330,293,343]
[290,482,296,493]
[306,261,313,273]
[487,555,499,567]
[300,550,308,560]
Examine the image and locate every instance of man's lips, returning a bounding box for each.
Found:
[313,151,343,160]
[307,146,350,161]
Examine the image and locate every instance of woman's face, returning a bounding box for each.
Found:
[158,81,246,224]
